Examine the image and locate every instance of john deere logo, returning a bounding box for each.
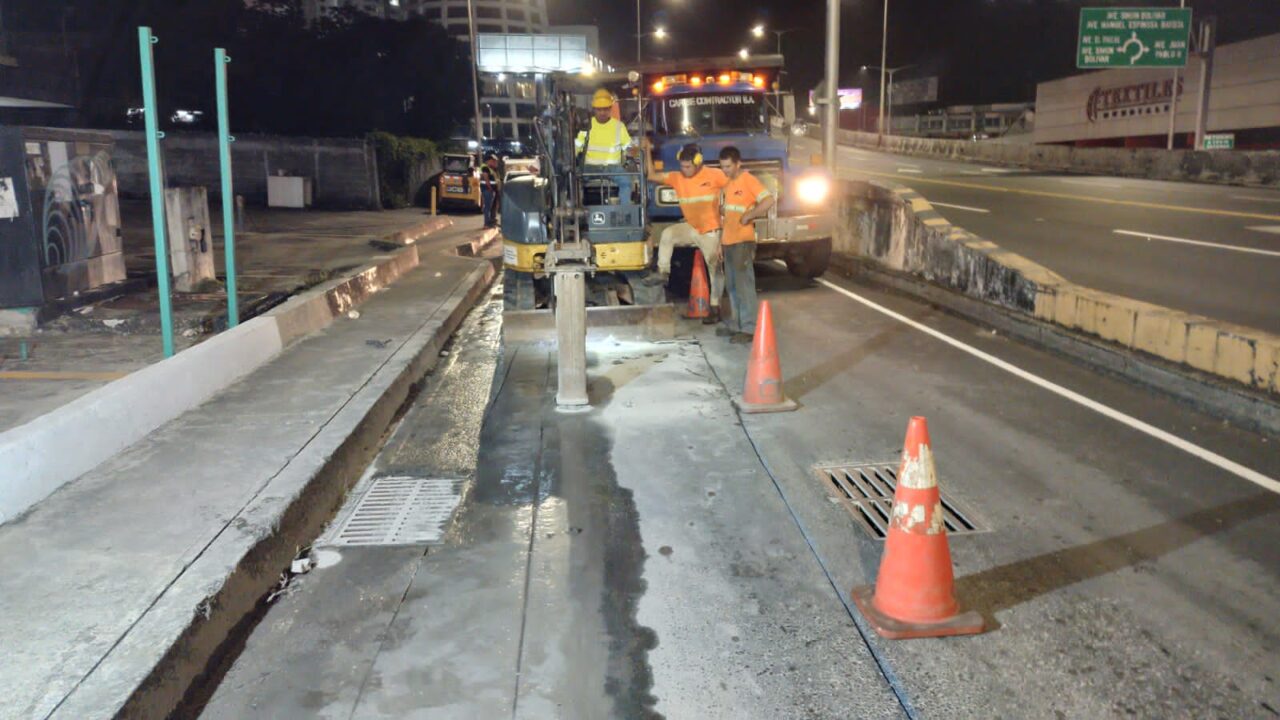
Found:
[590,211,606,225]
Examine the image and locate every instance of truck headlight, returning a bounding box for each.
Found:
[796,175,830,205]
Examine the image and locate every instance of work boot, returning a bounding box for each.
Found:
[730,332,753,345]
[702,306,720,325]
[640,270,669,287]
[715,326,734,337]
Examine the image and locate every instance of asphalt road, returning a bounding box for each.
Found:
[794,136,1280,335]
[200,264,1280,718]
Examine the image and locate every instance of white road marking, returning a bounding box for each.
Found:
[929,201,990,214]
[897,167,923,174]
[1232,195,1280,204]
[979,167,1014,174]
[1114,229,1280,257]
[1060,177,1122,189]
[793,262,1280,496]
[1247,225,1280,235]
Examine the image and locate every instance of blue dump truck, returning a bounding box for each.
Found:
[642,55,834,279]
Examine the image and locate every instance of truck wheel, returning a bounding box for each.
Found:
[503,268,536,310]
[786,237,832,279]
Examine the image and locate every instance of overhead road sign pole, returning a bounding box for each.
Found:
[215,48,238,328]
[1166,0,1186,150]
[467,0,483,147]
[823,0,839,169]
[1192,17,1216,151]
[138,26,175,358]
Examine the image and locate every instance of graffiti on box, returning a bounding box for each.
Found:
[26,141,122,270]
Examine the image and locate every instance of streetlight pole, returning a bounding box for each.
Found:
[636,0,642,63]
[878,0,889,142]
[1166,0,1186,150]
[466,0,483,147]
[823,0,839,169]
[864,63,915,138]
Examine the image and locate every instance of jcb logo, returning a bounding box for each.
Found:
[590,212,606,225]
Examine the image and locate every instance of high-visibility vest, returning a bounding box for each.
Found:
[574,118,631,165]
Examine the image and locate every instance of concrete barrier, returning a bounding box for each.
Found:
[823,127,1280,188]
[837,179,1280,404]
[0,222,452,524]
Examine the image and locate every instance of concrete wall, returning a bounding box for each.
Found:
[826,126,1280,187]
[1035,33,1280,145]
[107,130,381,209]
[838,179,1280,397]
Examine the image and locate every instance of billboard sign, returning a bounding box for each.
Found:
[891,77,938,106]
[808,88,862,111]
[1077,8,1192,68]
[477,34,587,73]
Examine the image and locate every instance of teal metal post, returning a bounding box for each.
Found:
[214,48,238,327]
[138,26,175,357]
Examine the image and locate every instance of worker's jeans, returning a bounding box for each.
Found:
[722,242,758,334]
[481,187,497,227]
[657,223,723,307]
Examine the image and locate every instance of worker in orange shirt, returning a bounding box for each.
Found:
[640,138,729,324]
[716,146,775,343]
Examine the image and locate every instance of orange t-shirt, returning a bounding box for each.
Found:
[721,171,772,245]
[664,167,729,234]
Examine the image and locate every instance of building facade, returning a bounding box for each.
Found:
[889,104,1034,140]
[407,0,551,140]
[1034,33,1280,149]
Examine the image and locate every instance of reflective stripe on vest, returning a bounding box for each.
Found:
[678,194,718,205]
[584,120,625,163]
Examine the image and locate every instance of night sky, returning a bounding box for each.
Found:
[546,0,1280,106]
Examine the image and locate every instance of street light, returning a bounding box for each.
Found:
[862,63,916,138]
[655,26,667,40]
[751,24,765,39]
[771,28,797,56]
[739,47,750,60]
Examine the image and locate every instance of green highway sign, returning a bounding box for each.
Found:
[1077,8,1192,68]
[1203,133,1235,150]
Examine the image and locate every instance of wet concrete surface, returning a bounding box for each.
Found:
[203,289,906,718]
[203,257,1280,719]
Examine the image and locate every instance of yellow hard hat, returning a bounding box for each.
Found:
[591,88,615,109]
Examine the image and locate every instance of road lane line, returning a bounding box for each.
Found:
[979,167,1014,174]
[1233,195,1280,203]
[791,263,1280,496]
[1247,226,1280,235]
[1113,229,1280,257]
[896,167,923,174]
[839,168,1280,222]
[929,201,990,214]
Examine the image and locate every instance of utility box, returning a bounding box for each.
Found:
[267,175,313,208]
[164,186,216,292]
[0,127,124,312]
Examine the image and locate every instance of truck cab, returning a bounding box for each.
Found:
[642,55,834,278]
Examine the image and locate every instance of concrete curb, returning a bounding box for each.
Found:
[814,126,1280,188]
[50,258,496,719]
[835,178,1280,434]
[0,219,452,525]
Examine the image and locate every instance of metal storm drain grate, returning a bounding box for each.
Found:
[326,476,464,547]
[814,463,985,541]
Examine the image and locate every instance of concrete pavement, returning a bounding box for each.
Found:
[199,261,1278,718]
[796,136,1280,335]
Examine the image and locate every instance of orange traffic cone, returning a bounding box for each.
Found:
[735,300,797,414]
[686,250,711,319]
[851,417,984,639]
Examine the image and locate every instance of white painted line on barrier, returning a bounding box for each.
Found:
[929,201,991,214]
[1060,178,1122,189]
[792,262,1280,497]
[1114,229,1280,257]
[1247,225,1280,235]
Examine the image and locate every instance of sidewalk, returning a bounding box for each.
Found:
[0,221,497,720]
[0,203,461,433]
